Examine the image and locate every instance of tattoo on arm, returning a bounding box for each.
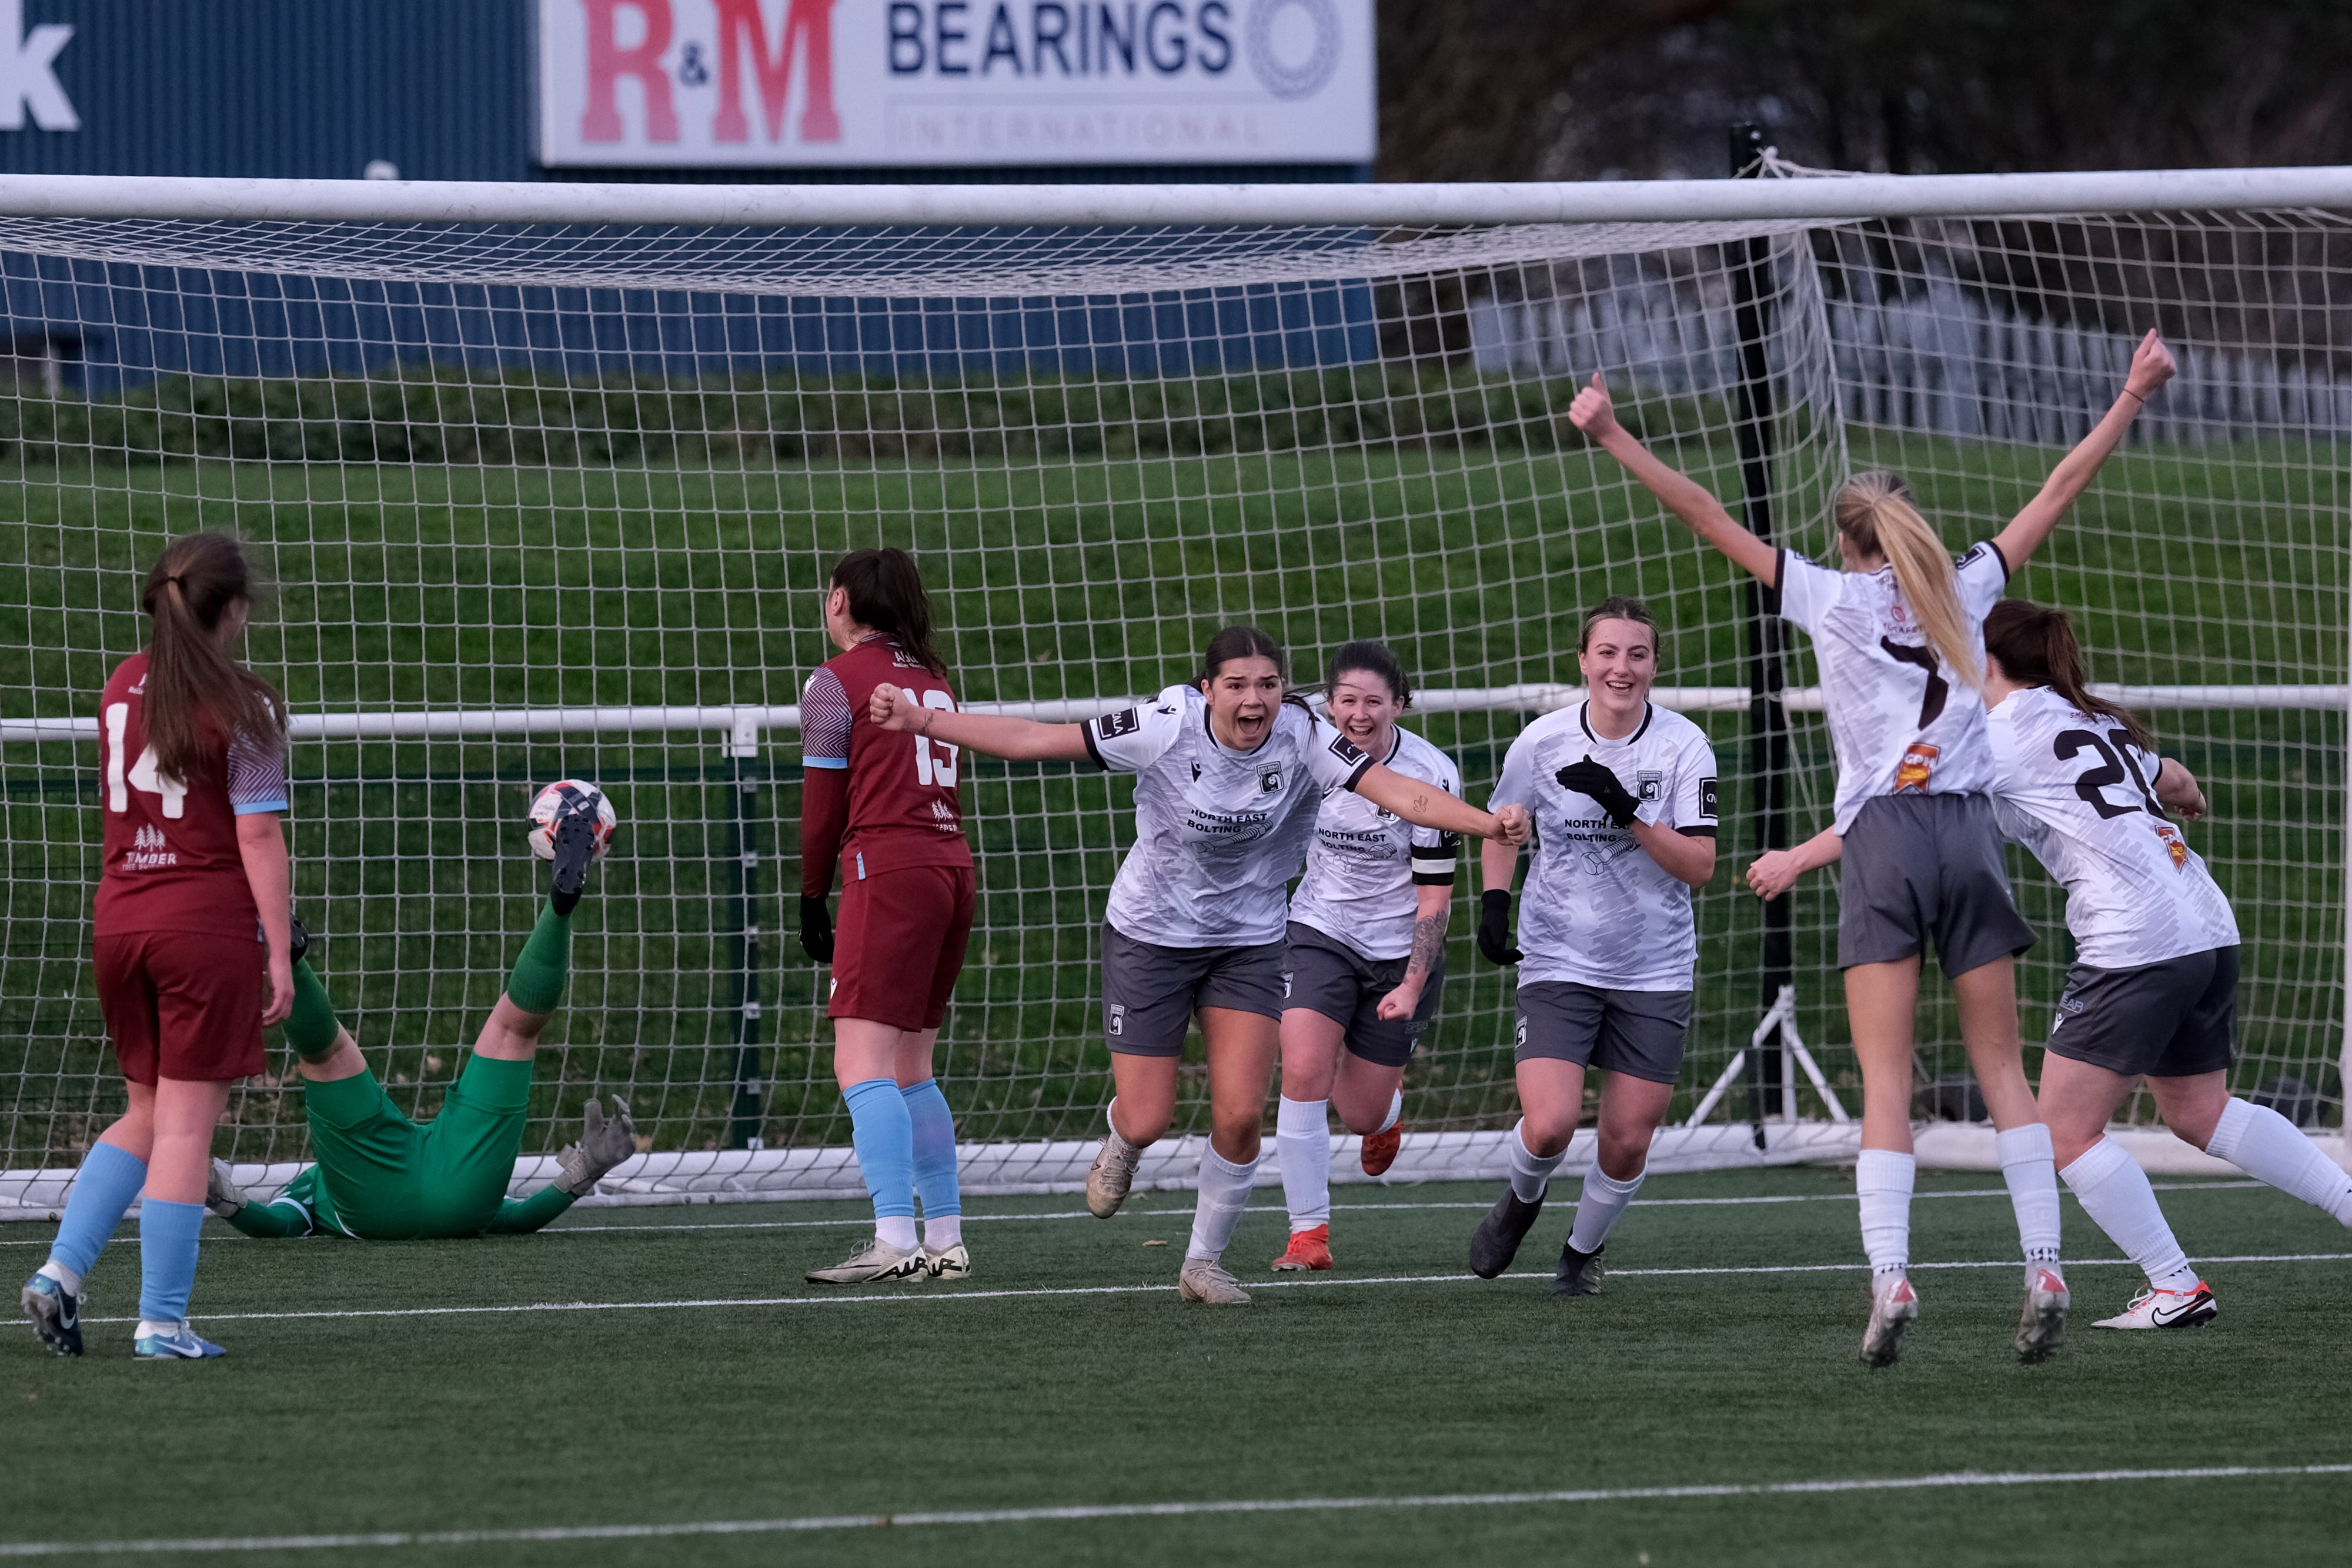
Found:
[1405,911,1446,978]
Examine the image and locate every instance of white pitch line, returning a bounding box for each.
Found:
[3,1462,2345,1557]
[6,1251,2348,1332]
[0,1179,2271,1247]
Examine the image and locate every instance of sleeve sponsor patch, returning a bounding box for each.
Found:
[1699,777,1720,818]
[1096,708,1141,740]
[1327,731,1367,766]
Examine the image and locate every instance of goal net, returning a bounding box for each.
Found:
[1,168,2345,1211]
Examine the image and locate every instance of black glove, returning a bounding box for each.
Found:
[1476,888,1522,966]
[1557,756,1641,828]
[799,894,834,964]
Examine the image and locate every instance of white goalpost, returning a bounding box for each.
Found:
[1,162,2347,1216]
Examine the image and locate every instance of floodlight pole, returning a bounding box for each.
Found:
[1729,123,1793,1142]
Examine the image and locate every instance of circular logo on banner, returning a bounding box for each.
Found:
[1245,0,1342,101]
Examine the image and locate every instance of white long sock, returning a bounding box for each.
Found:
[1104,1099,1137,1154]
[2060,1137,2199,1292]
[1276,1096,1332,1231]
[2207,1098,2352,1225]
[1855,1148,1915,1278]
[1567,1165,1643,1253]
[1508,1120,1565,1203]
[1375,1088,1402,1135]
[1187,1146,1260,1262]
[876,1215,918,1251]
[1995,1123,2065,1281]
[923,1215,963,1252]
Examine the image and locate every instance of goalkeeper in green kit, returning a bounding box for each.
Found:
[206,786,637,1241]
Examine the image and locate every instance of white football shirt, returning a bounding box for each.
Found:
[1489,700,1719,991]
[1288,724,1463,961]
[1986,685,2239,968]
[1087,684,1376,949]
[1779,540,2008,833]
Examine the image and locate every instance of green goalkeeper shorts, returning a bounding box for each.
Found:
[300,1054,535,1241]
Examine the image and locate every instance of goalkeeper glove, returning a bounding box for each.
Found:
[1476,889,1522,967]
[554,1096,638,1198]
[799,894,834,964]
[1556,756,1641,828]
[204,1158,247,1219]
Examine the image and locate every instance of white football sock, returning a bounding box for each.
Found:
[1375,1088,1402,1135]
[1104,1100,1138,1154]
[2207,1098,2352,1225]
[875,1216,918,1251]
[1995,1122,2065,1279]
[1187,1146,1259,1262]
[1507,1120,1565,1204]
[1855,1148,1915,1278]
[1276,1096,1332,1231]
[36,1259,80,1295]
[2059,1136,2200,1293]
[923,1215,963,1252]
[1567,1164,1644,1253]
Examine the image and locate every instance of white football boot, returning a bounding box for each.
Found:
[1086,1134,1142,1218]
[2094,1281,2218,1330]
[805,1239,926,1285]
[1859,1273,1919,1368]
[1177,1256,1251,1305]
[2015,1266,2070,1363]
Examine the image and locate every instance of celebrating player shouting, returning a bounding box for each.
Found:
[24,532,292,1360]
[1465,599,1719,1295]
[203,791,637,1243]
[871,627,1529,1304]
[1271,641,1464,1273]
[1579,329,2179,1365]
[798,549,975,1286]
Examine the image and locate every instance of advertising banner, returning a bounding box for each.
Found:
[536,0,1375,167]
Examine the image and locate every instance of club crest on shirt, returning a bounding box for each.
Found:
[1894,741,1939,792]
[1261,770,1282,794]
[2154,821,2189,870]
[1636,770,1663,802]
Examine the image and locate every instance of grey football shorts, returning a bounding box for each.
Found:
[1838,792,2036,977]
[1282,921,1445,1069]
[2044,945,2239,1079]
[1513,981,1691,1084]
[1100,921,1287,1057]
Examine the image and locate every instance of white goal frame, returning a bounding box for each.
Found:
[1,164,2348,1216]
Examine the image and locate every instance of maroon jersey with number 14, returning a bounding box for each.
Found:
[799,634,973,880]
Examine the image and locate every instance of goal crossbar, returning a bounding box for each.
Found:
[0,166,2345,229]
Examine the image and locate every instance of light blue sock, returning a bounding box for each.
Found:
[48,1141,148,1285]
[843,1077,916,1226]
[902,1078,962,1220]
[136,1198,205,1325]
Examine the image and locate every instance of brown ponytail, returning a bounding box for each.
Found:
[1833,471,1982,693]
[830,547,948,677]
[139,532,286,785]
[1983,598,2153,750]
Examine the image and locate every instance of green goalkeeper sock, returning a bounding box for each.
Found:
[286,960,342,1062]
[505,901,573,1015]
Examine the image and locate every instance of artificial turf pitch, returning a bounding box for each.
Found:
[3,1166,2347,1564]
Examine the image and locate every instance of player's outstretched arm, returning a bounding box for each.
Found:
[1993,330,2176,570]
[1354,764,1531,844]
[1568,374,1778,585]
[1745,826,1843,901]
[492,1096,640,1233]
[868,683,1093,761]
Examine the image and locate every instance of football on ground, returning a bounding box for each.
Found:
[4,1167,2344,1566]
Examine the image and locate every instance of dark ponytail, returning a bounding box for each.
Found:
[1324,640,1411,707]
[139,531,285,786]
[1983,598,2153,750]
[830,547,947,677]
[1199,625,1286,686]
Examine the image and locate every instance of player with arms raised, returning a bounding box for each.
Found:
[23,532,292,1360]
[1271,641,1464,1273]
[1755,601,2352,1328]
[1464,599,1719,1294]
[797,549,975,1286]
[1572,329,2178,1366]
[871,627,1528,1303]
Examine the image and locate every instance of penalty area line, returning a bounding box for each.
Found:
[5,1252,2349,1330]
[2,1463,2347,1557]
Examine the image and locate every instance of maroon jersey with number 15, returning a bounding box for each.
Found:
[800,635,973,878]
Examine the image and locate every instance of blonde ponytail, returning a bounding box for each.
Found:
[1833,472,1982,692]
